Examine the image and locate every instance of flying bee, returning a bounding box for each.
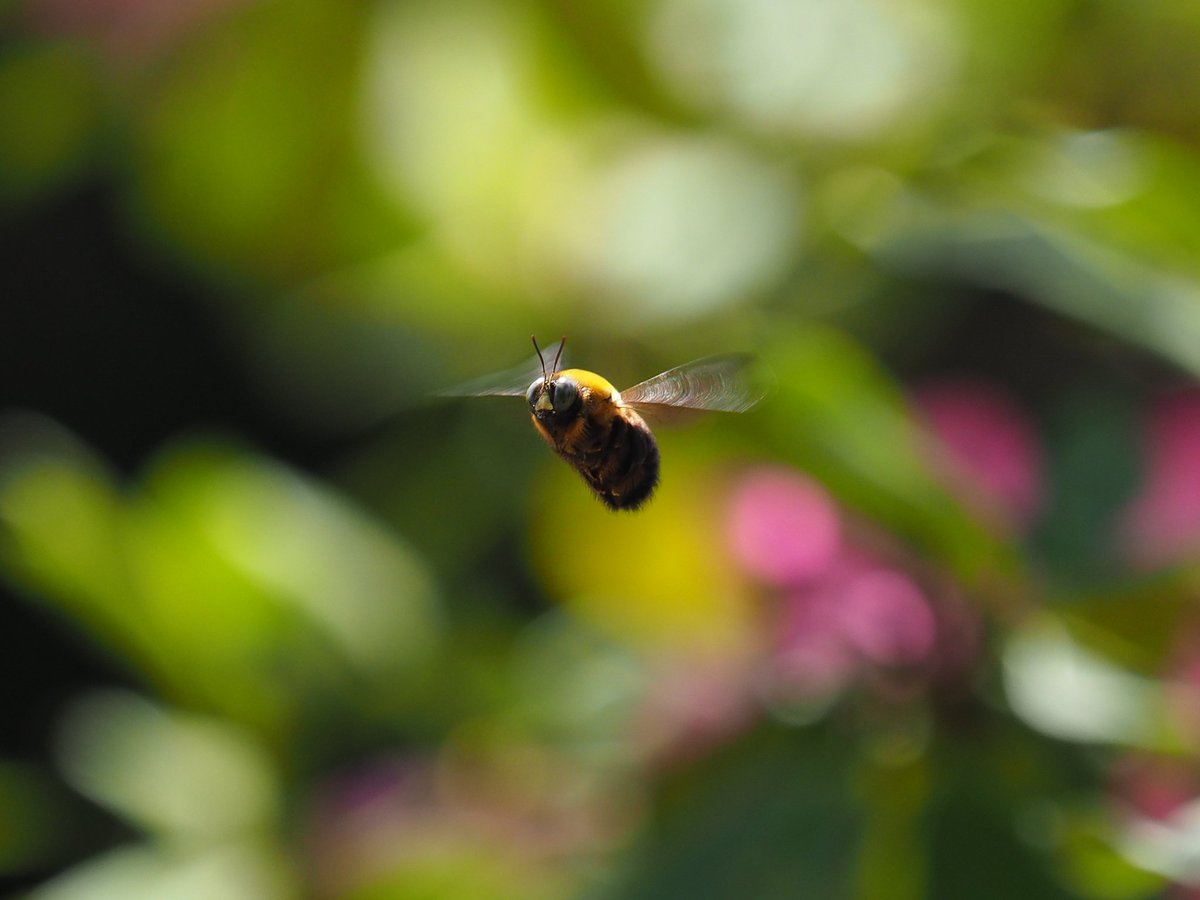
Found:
[449,337,764,510]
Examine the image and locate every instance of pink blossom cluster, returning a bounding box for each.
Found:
[913,379,1200,569]
[725,464,980,706]
[720,378,1049,708]
[912,379,1044,534]
[915,379,1200,568]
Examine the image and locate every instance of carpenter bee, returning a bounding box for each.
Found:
[451,337,763,510]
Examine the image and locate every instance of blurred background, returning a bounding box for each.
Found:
[3,0,1200,897]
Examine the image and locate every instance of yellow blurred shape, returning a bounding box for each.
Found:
[530,439,753,655]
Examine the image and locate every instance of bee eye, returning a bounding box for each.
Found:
[552,377,579,413]
[526,379,541,408]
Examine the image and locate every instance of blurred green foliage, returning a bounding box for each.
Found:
[5,0,1200,897]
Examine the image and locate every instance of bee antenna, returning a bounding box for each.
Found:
[531,334,547,381]
[550,335,566,376]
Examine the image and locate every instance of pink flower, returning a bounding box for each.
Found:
[913,379,1044,532]
[727,464,979,705]
[1119,389,1200,568]
[726,466,841,587]
[770,559,939,702]
[838,568,937,667]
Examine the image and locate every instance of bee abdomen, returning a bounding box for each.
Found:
[591,410,659,510]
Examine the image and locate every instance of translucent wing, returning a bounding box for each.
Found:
[621,353,764,423]
[438,340,565,398]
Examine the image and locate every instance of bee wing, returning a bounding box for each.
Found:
[621,353,764,424]
[438,340,566,398]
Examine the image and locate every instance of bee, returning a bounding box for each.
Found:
[451,337,763,510]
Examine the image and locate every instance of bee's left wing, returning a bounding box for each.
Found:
[621,353,765,424]
[438,340,566,398]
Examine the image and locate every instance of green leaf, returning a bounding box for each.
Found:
[608,727,862,900]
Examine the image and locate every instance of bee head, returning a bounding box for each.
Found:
[528,334,577,421]
[527,375,580,420]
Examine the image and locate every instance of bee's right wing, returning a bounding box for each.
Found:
[437,340,565,398]
[621,353,765,424]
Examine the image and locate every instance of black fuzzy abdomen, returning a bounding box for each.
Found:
[587,409,660,510]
